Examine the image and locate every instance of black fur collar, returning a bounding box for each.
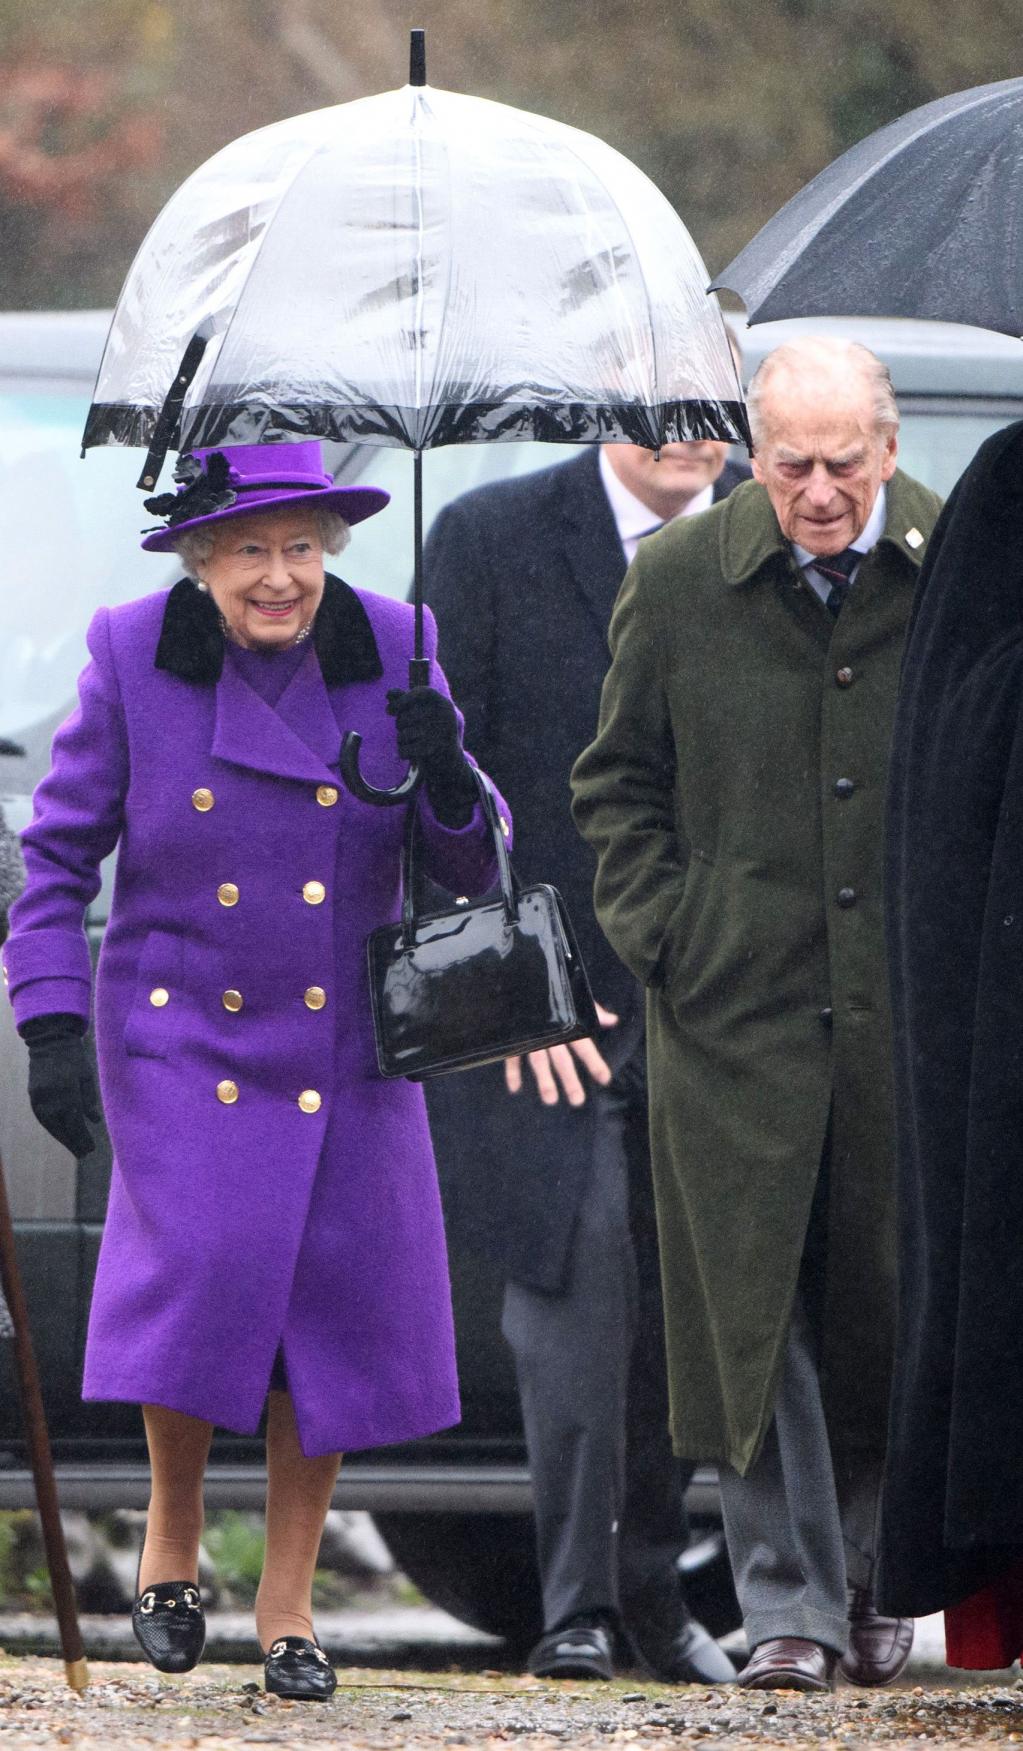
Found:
[154,572,384,687]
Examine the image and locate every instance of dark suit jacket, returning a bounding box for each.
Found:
[422,446,750,1290]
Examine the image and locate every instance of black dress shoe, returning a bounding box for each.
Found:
[264,1636,337,1700]
[527,1613,615,1680]
[131,1581,206,1673]
[840,1589,915,1686]
[629,1608,737,1685]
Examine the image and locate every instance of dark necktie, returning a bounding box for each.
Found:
[812,547,860,618]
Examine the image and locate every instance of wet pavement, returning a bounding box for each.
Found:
[0,1608,1017,1748]
[0,1659,1020,1749]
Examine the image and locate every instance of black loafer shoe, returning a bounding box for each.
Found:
[527,1614,615,1680]
[131,1581,206,1673]
[630,1610,737,1685]
[264,1635,337,1700]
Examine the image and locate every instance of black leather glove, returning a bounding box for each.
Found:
[19,1013,100,1159]
[386,686,477,826]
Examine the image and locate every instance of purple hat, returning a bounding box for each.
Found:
[140,440,390,553]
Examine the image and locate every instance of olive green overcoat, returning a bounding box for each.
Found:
[570,471,941,1476]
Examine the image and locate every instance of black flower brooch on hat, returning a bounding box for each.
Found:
[143,451,238,529]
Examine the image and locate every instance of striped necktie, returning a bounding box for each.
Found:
[812,548,860,618]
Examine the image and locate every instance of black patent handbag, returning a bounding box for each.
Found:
[367,767,599,1080]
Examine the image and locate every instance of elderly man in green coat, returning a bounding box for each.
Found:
[571,337,941,1693]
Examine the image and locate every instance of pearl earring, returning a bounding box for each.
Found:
[194,579,209,593]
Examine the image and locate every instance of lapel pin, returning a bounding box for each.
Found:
[905,527,924,549]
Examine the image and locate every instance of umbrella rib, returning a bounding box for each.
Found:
[516,114,663,440]
[771,84,1017,277]
[179,131,336,444]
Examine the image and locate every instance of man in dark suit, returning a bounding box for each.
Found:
[421,435,749,1682]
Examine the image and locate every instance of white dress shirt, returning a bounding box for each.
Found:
[793,486,888,605]
[598,448,715,566]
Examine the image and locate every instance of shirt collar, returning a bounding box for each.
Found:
[791,485,888,571]
[598,447,715,546]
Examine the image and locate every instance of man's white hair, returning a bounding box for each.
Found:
[174,504,351,579]
[746,336,899,451]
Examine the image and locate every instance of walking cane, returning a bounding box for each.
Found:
[0,1149,89,1691]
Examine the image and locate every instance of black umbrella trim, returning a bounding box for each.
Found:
[83,395,752,455]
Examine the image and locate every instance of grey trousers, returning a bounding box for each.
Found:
[717,1292,882,1657]
[501,1046,691,1633]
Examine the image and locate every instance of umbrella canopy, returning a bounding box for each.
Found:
[714,76,1023,336]
[83,80,747,462]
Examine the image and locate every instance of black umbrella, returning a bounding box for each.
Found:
[83,32,747,804]
[714,76,1023,336]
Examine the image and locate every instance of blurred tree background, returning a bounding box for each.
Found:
[0,0,1019,308]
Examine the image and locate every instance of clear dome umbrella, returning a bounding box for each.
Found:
[83,32,748,802]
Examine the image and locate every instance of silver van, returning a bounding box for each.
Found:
[1,309,1021,1648]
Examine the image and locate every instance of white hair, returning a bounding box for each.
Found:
[173,503,351,579]
[746,336,899,451]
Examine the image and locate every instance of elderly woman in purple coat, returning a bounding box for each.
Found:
[2,441,509,1699]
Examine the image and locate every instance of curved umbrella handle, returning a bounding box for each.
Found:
[339,731,422,806]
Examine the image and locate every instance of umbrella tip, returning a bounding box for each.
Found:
[409,28,426,86]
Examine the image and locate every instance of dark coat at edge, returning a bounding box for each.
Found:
[420,446,749,1292]
[878,418,1023,1616]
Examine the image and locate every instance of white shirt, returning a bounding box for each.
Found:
[598,448,715,566]
[793,486,888,605]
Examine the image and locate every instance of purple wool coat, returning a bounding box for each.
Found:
[3,575,510,1457]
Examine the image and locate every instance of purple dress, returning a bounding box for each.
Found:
[3,581,509,1456]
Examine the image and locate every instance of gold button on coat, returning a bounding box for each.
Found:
[149,988,169,1008]
[191,788,214,812]
[217,883,239,907]
[222,989,243,1013]
[302,880,326,905]
[316,785,339,807]
[298,1089,322,1113]
[217,1080,239,1105]
[304,986,327,1010]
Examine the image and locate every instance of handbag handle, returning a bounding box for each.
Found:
[401,765,517,947]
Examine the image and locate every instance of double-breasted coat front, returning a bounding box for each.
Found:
[3,575,508,1457]
[571,472,941,1477]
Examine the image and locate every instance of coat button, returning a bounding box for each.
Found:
[316,785,339,807]
[304,986,327,1010]
[298,1089,322,1113]
[149,987,169,1008]
[217,883,239,907]
[834,778,855,798]
[217,1079,239,1105]
[837,887,857,908]
[836,667,854,687]
[191,787,215,812]
[499,815,510,838]
[222,989,243,1013]
[818,1006,833,1027]
[302,880,326,905]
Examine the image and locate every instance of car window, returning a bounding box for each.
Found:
[0,389,168,745]
[894,407,1016,501]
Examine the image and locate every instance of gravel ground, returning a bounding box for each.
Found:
[0,1661,1022,1750]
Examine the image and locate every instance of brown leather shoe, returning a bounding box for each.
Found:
[736,1637,837,1691]
[840,1590,914,1687]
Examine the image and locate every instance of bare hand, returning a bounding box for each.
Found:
[504,1004,619,1107]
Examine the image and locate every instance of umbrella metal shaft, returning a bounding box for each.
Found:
[410,447,429,687]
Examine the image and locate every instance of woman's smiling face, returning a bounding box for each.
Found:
[195,507,326,649]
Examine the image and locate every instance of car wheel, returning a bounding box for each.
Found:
[372,1512,740,1649]
[373,1512,543,1651]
